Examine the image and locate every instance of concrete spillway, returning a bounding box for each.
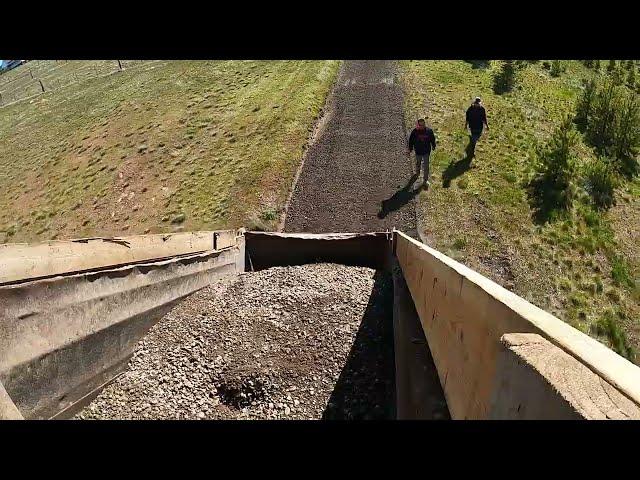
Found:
[1,230,639,420]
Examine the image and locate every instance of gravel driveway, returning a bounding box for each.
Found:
[284,61,418,237]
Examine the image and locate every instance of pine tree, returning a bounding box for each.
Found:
[611,66,625,86]
[529,115,579,218]
[493,60,518,94]
[586,79,620,155]
[550,60,564,77]
[627,67,636,90]
[594,59,601,72]
[607,59,617,73]
[613,94,640,176]
[584,157,617,209]
[575,78,597,131]
[541,115,579,182]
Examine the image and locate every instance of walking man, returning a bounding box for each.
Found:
[465,97,489,157]
[408,118,437,187]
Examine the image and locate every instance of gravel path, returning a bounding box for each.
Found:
[284,60,418,237]
[76,264,395,420]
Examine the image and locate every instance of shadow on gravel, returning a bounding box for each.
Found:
[322,271,395,420]
[377,173,423,220]
[442,142,474,188]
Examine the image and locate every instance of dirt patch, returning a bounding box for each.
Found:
[478,253,516,288]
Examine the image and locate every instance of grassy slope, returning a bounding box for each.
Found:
[0,60,340,241]
[400,60,639,361]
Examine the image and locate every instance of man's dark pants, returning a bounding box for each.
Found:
[415,151,431,181]
[469,127,483,156]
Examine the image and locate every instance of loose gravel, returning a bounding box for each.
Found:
[284,60,418,237]
[76,263,395,420]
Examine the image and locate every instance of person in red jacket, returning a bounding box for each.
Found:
[407,118,437,187]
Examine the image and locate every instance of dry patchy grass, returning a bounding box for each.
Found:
[0,60,340,242]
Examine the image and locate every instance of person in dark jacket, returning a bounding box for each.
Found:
[465,97,489,157]
[408,118,437,187]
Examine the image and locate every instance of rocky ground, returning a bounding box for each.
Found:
[76,263,395,420]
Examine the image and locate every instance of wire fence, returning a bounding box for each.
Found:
[0,60,166,107]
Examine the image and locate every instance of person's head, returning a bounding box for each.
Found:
[473,97,482,105]
[417,118,426,129]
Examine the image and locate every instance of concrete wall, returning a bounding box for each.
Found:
[4,227,638,420]
[0,230,244,419]
[0,230,236,285]
[394,230,640,420]
[490,333,640,419]
[0,380,22,420]
[245,231,392,272]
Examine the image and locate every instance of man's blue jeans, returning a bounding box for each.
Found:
[415,152,430,181]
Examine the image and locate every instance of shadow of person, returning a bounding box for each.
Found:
[442,140,474,188]
[377,173,423,219]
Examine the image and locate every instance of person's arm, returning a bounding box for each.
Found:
[430,130,437,150]
[465,108,470,129]
[483,107,489,129]
[408,130,415,153]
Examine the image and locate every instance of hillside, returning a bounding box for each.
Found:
[1,59,637,362]
[400,60,640,362]
[0,60,340,242]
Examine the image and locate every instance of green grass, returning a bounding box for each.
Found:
[0,60,340,241]
[453,236,467,250]
[261,209,279,222]
[401,60,640,362]
[591,310,635,361]
[611,255,636,288]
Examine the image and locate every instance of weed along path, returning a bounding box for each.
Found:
[284,61,419,236]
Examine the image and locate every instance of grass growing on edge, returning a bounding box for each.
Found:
[611,255,635,288]
[591,311,635,361]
